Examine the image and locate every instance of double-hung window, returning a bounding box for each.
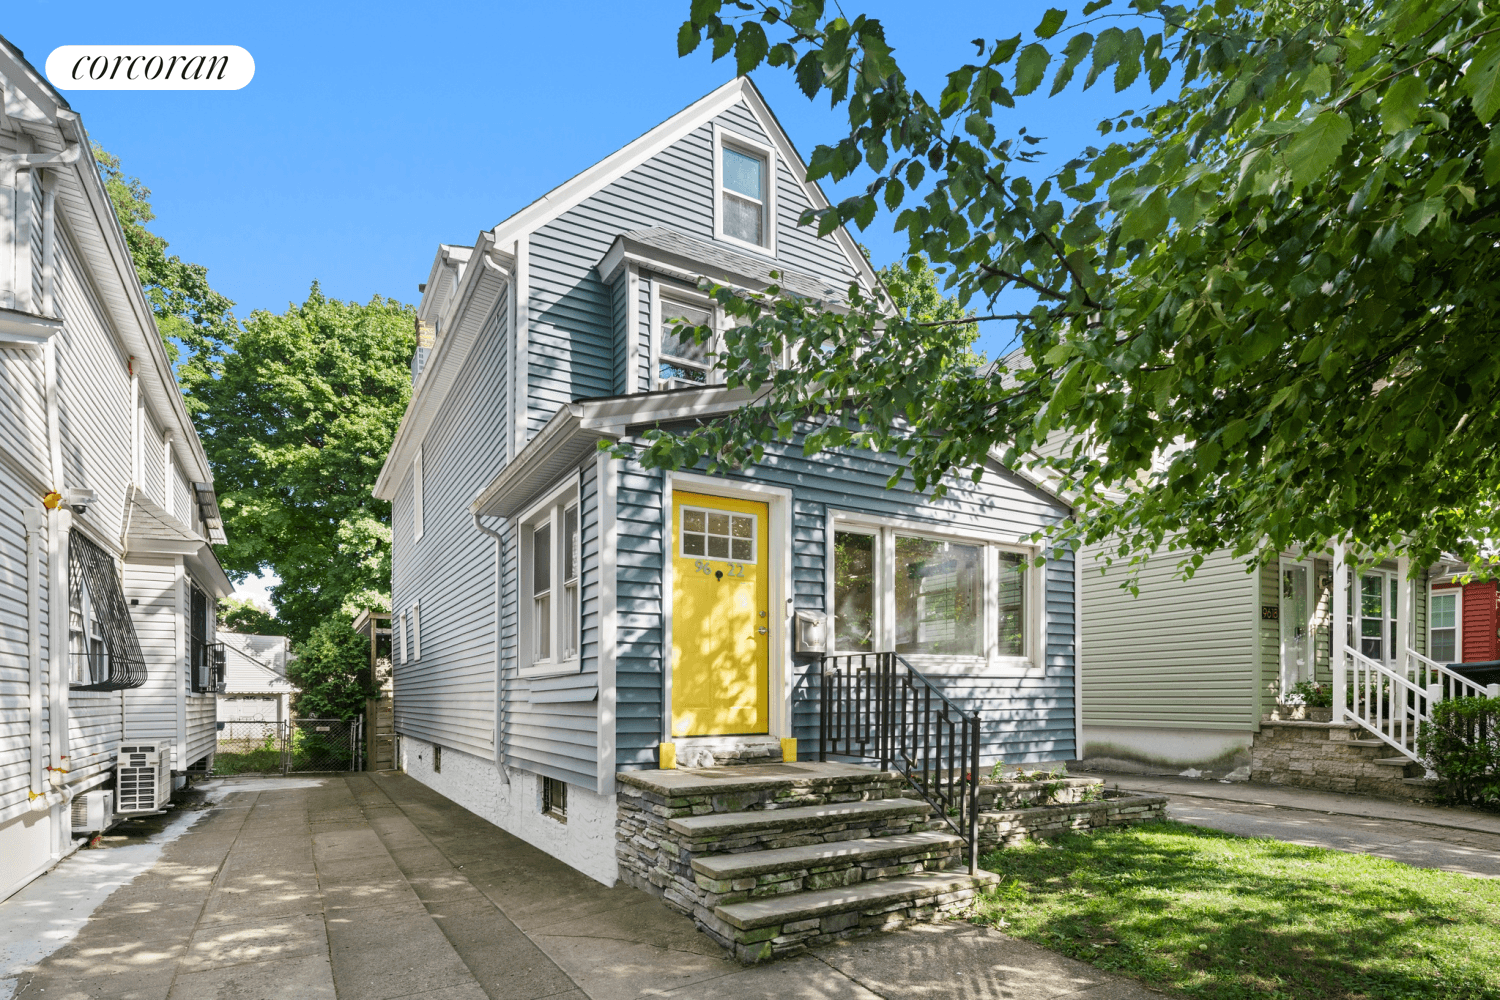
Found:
[831,520,1034,666]
[714,127,776,253]
[658,294,714,389]
[1430,589,1459,663]
[522,479,580,675]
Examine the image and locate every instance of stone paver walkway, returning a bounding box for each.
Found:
[1099,773,1500,878]
[12,772,1155,1000]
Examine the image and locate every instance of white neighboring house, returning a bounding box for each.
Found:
[217,633,294,724]
[0,38,232,901]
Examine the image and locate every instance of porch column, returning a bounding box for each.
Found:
[1397,552,1412,678]
[1331,541,1347,724]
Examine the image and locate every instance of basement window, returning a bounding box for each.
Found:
[542,776,567,821]
[433,744,442,774]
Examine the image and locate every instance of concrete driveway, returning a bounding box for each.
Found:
[7,772,1155,1000]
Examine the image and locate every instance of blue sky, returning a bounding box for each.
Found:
[5,1,1159,362]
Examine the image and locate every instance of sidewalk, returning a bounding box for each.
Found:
[1096,772,1500,878]
[8,772,1157,1000]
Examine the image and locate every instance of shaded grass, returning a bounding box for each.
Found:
[973,821,1500,1000]
[212,745,282,775]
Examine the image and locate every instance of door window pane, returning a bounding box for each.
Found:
[1360,574,1384,661]
[681,506,755,562]
[833,531,875,652]
[894,536,982,656]
[998,552,1026,656]
[1282,566,1310,679]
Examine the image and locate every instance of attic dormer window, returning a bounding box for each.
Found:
[714,127,776,254]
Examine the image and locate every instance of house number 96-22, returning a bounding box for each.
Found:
[694,560,745,578]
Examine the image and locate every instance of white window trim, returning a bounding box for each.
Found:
[1428,584,1462,663]
[825,511,1042,675]
[411,602,421,661]
[653,283,720,391]
[413,448,425,542]
[712,124,777,257]
[396,613,407,665]
[518,474,582,678]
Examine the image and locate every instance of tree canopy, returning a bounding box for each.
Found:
[287,616,380,721]
[181,285,414,643]
[94,147,237,377]
[648,0,1500,575]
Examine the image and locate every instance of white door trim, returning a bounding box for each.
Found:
[662,471,793,742]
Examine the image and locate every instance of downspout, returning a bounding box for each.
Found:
[24,508,45,800]
[472,511,509,782]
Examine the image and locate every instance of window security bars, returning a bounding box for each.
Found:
[193,640,226,694]
[819,652,981,875]
[68,532,147,690]
[542,776,567,821]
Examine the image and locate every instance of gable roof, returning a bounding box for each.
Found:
[376,76,881,500]
[487,76,879,292]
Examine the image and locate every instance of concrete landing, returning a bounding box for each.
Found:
[4,772,1160,1000]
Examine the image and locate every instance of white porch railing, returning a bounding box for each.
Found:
[1341,647,1430,765]
[1405,650,1497,702]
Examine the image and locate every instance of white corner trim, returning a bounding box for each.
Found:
[712,123,778,259]
[512,236,530,459]
[625,266,640,395]
[596,451,619,793]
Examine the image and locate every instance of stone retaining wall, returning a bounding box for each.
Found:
[1251,721,1440,802]
[977,793,1167,849]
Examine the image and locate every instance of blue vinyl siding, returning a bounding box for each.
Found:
[612,440,1075,770]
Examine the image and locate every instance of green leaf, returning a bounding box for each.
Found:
[1464,34,1500,123]
[735,22,769,75]
[1034,8,1067,39]
[1015,43,1052,95]
[1051,32,1094,95]
[1282,111,1352,190]
[677,21,702,58]
[1485,128,1500,186]
[1085,27,1125,90]
[1380,74,1426,135]
[1083,0,1112,13]
[1402,196,1442,235]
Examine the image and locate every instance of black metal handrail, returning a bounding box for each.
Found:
[818,652,981,875]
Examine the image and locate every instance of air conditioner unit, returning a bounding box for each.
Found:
[116,744,172,813]
[71,789,114,834]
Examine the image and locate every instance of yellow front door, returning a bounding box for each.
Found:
[671,491,769,736]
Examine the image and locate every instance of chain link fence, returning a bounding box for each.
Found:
[214,717,363,775]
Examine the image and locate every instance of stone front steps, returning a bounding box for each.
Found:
[616,761,998,963]
[1252,720,1441,801]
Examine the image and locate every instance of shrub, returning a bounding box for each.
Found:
[288,616,379,721]
[1287,679,1333,708]
[1417,696,1500,808]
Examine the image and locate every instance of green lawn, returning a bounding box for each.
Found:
[973,821,1500,1000]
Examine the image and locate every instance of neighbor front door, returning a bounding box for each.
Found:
[670,491,769,737]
